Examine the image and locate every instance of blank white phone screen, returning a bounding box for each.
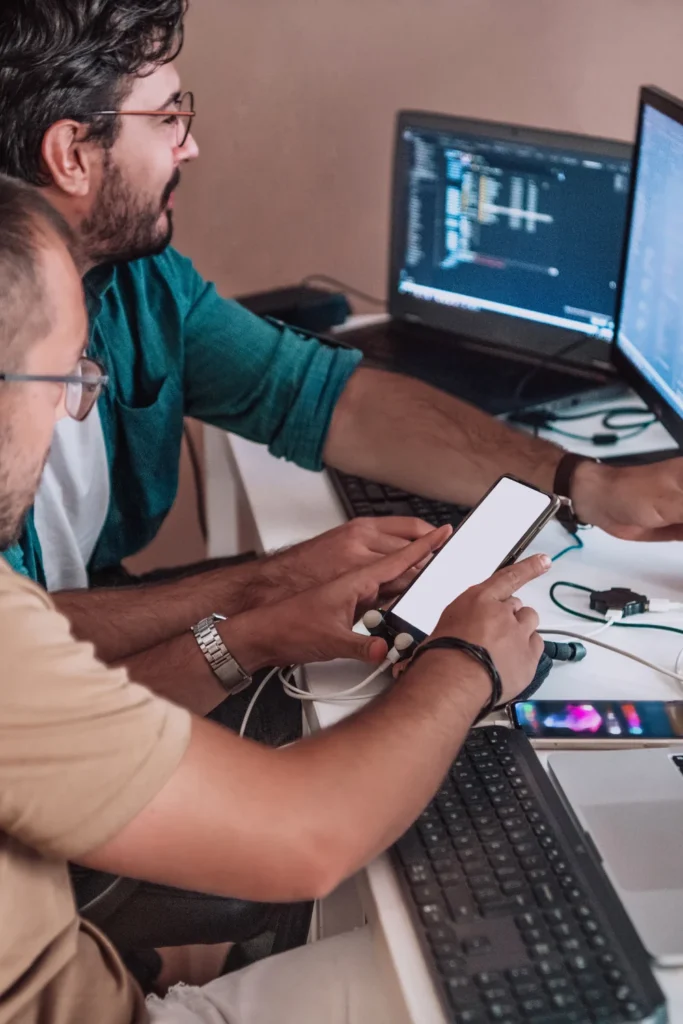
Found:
[391,478,552,636]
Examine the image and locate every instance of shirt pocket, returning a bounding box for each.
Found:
[108,372,185,551]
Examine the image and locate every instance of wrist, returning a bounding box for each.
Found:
[404,647,493,713]
[217,612,272,675]
[569,457,612,526]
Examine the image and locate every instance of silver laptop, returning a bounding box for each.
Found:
[549,748,683,967]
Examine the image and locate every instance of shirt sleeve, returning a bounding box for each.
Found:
[174,252,363,471]
[0,569,192,861]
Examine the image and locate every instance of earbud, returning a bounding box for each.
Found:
[362,609,385,634]
[387,632,417,663]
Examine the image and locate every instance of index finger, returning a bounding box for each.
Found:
[360,523,452,589]
[369,516,435,539]
[480,553,552,601]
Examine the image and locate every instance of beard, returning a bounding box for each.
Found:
[81,154,180,267]
[0,445,48,552]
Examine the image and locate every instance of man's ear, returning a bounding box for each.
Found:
[41,121,98,198]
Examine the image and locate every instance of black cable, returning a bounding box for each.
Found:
[550,580,683,639]
[509,402,657,447]
[300,274,386,309]
[546,423,652,445]
[183,423,208,544]
[548,404,653,426]
[510,335,589,408]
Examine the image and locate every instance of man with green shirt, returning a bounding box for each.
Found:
[3,0,683,705]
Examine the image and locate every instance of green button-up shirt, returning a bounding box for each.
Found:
[3,248,362,586]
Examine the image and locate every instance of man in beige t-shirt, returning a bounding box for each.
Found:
[0,174,548,1023]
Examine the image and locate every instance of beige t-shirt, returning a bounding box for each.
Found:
[0,560,192,1024]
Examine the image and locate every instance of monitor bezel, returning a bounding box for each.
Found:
[611,86,683,447]
[388,109,633,356]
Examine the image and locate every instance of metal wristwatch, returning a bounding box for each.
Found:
[191,613,252,696]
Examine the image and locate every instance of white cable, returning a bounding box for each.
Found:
[239,667,281,738]
[648,598,683,613]
[278,632,417,705]
[280,663,389,703]
[584,612,621,638]
[539,627,683,694]
[675,645,683,679]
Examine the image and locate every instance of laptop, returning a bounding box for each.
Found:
[342,110,633,414]
[549,747,683,966]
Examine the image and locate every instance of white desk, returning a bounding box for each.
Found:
[204,359,683,1020]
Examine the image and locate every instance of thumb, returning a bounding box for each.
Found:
[337,630,389,664]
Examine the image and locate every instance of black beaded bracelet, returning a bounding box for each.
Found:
[409,636,504,723]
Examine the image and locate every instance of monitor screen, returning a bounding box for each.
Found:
[395,123,631,339]
[615,102,683,422]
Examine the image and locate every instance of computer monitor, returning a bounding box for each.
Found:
[389,112,632,364]
[613,86,683,447]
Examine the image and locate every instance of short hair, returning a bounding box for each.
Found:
[0,0,188,187]
[0,174,76,367]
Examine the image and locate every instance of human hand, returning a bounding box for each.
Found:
[424,553,551,705]
[225,524,452,671]
[251,516,436,606]
[572,458,683,541]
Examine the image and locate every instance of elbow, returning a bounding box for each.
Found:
[283,825,364,902]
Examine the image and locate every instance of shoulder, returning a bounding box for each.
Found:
[114,249,207,311]
[0,561,53,614]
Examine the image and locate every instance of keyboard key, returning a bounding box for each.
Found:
[464,936,492,955]
[534,883,560,907]
[453,1010,487,1024]
[412,885,442,905]
[444,888,475,921]
[406,862,432,885]
[566,954,591,973]
[437,870,462,887]
[420,903,446,925]
[433,942,461,960]
[396,833,425,864]
[427,925,452,945]
[481,985,509,1003]
[521,997,550,1014]
[475,972,506,988]
[488,1002,518,1020]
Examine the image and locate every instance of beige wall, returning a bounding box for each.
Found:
[133,0,683,571]
[174,0,683,304]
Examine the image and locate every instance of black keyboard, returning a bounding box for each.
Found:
[393,727,665,1024]
[328,468,469,528]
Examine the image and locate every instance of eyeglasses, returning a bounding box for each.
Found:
[0,357,109,422]
[93,90,196,149]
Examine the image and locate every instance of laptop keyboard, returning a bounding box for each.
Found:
[328,469,469,528]
[394,727,664,1024]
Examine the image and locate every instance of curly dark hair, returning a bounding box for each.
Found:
[0,0,188,186]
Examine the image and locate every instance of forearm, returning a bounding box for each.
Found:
[283,650,488,886]
[325,367,564,505]
[53,557,302,664]
[111,610,273,715]
[84,650,490,903]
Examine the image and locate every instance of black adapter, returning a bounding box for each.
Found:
[236,284,351,334]
[590,587,648,617]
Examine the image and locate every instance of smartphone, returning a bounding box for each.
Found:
[509,699,683,748]
[384,475,560,642]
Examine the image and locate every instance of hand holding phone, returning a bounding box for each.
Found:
[425,554,551,704]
